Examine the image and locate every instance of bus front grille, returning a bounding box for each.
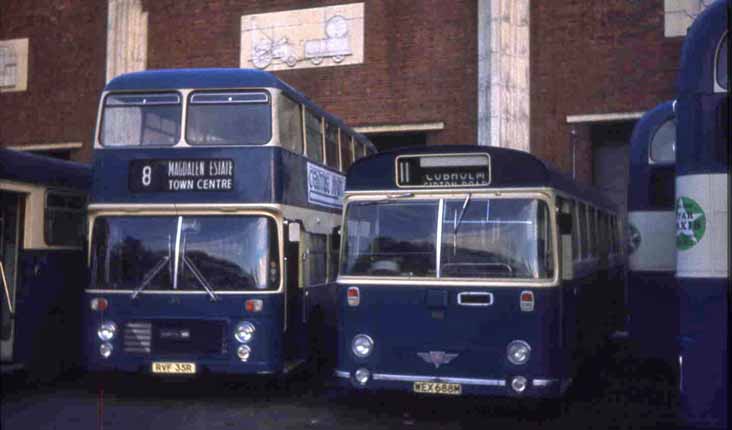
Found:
[123,322,152,354]
[152,320,227,356]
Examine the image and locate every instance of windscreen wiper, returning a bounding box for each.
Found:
[454,193,472,233]
[131,233,173,300]
[130,256,170,300]
[182,255,218,301]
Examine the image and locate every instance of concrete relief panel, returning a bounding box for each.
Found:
[0,38,29,93]
[240,3,364,71]
[664,0,714,37]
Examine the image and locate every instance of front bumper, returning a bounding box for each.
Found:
[334,369,567,398]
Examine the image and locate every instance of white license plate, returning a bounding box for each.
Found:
[413,381,462,395]
[151,362,196,374]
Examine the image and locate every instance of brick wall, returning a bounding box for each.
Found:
[0,0,107,162]
[1,0,687,173]
[531,0,684,182]
[143,0,478,147]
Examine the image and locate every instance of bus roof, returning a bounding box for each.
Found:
[105,68,374,148]
[0,148,91,190]
[628,101,675,211]
[678,0,727,94]
[629,101,675,168]
[346,145,616,210]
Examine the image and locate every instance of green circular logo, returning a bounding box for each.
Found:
[628,223,641,255]
[676,197,706,250]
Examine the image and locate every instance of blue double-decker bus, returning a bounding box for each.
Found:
[1,149,90,379]
[675,1,728,427]
[82,68,375,377]
[332,145,625,399]
[626,101,678,371]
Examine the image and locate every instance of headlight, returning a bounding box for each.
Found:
[354,368,370,385]
[507,340,531,365]
[234,321,256,343]
[97,321,117,341]
[237,345,251,362]
[351,334,374,358]
[100,342,113,359]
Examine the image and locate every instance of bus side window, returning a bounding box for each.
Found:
[569,199,579,261]
[300,232,327,287]
[340,130,353,171]
[327,232,339,282]
[324,122,340,170]
[588,207,597,258]
[45,191,86,247]
[557,197,574,278]
[278,96,303,155]
[578,203,588,260]
[611,215,619,255]
[598,212,609,260]
[304,109,324,163]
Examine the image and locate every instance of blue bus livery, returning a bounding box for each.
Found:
[626,101,678,368]
[675,1,728,427]
[0,148,90,378]
[82,68,375,377]
[332,145,625,398]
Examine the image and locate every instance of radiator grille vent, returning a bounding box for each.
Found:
[123,321,152,354]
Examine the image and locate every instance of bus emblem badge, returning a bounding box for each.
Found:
[675,197,706,250]
[417,351,458,368]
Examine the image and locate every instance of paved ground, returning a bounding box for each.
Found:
[1,342,679,430]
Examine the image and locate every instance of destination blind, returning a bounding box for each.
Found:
[129,159,235,192]
[396,154,491,187]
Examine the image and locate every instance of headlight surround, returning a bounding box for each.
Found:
[97,321,117,341]
[234,321,256,343]
[237,345,251,362]
[507,340,531,365]
[351,334,374,358]
[100,342,113,359]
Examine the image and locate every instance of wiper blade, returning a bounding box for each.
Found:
[130,256,170,300]
[183,255,218,301]
[455,193,472,233]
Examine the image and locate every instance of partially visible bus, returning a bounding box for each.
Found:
[675,1,728,427]
[1,148,90,379]
[82,68,375,378]
[333,145,624,399]
[626,101,678,370]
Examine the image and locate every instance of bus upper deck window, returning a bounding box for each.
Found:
[186,91,271,146]
[305,110,324,163]
[324,122,340,170]
[278,96,303,154]
[101,93,181,147]
[716,33,728,91]
[649,119,676,164]
[340,131,353,171]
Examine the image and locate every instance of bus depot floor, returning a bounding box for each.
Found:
[1,343,678,430]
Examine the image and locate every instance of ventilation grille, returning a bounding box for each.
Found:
[123,321,152,354]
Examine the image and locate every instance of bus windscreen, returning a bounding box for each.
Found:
[341,198,553,279]
[90,215,279,292]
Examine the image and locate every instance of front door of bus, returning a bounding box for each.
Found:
[1,191,22,363]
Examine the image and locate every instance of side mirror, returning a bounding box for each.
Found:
[332,226,341,249]
[558,213,572,235]
[287,221,300,243]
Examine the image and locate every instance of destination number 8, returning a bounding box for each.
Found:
[142,165,152,186]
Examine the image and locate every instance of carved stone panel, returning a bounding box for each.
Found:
[240,3,364,71]
[0,38,28,93]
